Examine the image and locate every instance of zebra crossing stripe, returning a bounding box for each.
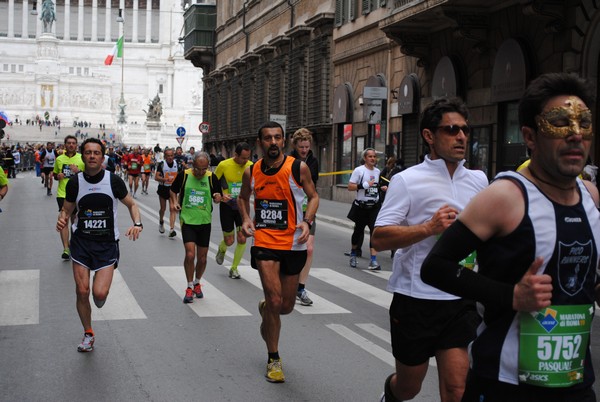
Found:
[363,270,392,281]
[310,268,392,308]
[0,270,39,326]
[91,270,147,321]
[355,323,389,342]
[235,266,351,315]
[154,266,251,317]
[326,323,395,367]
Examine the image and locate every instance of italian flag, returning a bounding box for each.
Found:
[104,36,123,65]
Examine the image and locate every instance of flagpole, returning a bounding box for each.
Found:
[117,8,127,138]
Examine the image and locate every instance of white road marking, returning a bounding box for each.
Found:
[310,268,392,308]
[91,270,147,321]
[0,270,39,326]
[154,266,251,317]
[326,323,395,367]
[363,270,392,280]
[235,265,351,315]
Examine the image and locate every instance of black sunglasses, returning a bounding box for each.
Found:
[433,125,471,135]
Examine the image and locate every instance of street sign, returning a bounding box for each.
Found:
[176,137,185,146]
[363,87,388,100]
[269,114,287,133]
[176,126,186,137]
[199,121,210,135]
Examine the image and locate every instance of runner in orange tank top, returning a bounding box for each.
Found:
[238,121,319,383]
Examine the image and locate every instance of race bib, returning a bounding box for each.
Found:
[518,304,593,387]
[255,199,288,230]
[164,171,177,185]
[62,165,72,178]
[365,183,378,198]
[143,164,151,171]
[130,162,138,170]
[229,182,242,198]
[78,207,112,237]
[185,188,209,210]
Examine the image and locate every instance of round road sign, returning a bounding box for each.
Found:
[199,122,210,135]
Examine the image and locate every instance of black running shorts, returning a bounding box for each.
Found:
[219,202,242,233]
[389,292,479,366]
[70,235,119,271]
[181,222,211,247]
[250,246,307,276]
[156,184,171,200]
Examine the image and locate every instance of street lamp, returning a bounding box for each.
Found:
[116,8,127,134]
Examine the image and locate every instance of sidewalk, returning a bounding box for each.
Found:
[316,198,354,230]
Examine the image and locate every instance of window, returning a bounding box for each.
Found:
[84,68,89,76]
[337,124,353,184]
[69,67,74,74]
[468,126,491,178]
[335,0,357,26]
[499,101,527,172]
[159,84,164,94]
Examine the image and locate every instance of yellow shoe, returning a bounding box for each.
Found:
[266,358,285,383]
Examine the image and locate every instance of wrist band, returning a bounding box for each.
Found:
[362,181,370,189]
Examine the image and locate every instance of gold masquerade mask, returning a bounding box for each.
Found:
[534,97,593,140]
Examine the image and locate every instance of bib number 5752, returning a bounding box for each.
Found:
[537,335,582,361]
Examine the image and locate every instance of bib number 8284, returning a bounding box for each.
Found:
[537,335,582,361]
[260,209,283,221]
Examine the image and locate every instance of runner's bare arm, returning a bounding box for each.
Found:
[298,162,319,244]
[120,194,143,240]
[237,166,255,237]
[56,200,76,231]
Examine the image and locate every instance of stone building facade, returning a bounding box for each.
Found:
[192,0,600,202]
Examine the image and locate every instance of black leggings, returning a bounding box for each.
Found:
[351,204,379,250]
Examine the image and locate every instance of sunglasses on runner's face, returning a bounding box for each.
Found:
[434,125,471,135]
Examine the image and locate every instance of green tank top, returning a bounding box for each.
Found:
[180,172,213,225]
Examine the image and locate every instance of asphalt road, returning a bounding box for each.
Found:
[1,171,598,401]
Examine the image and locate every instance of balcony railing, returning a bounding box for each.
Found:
[183,4,217,60]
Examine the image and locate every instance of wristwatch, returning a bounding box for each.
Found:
[302,218,313,229]
[134,222,143,228]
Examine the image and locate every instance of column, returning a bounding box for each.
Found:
[35,0,41,38]
[168,71,174,108]
[64,0,70,40]
[104,0,111,42]
[8,0,14,38]
[21,0,28,39]
[132,0,138,43]
[91,0,98,41]
[145,0,151,43]
[77,0,84,41]
[119,0,125,41]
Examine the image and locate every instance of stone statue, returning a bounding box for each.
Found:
[143,94,163,122]
[41,0,56,33]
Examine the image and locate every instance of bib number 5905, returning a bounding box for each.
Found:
[537,335,582,361]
